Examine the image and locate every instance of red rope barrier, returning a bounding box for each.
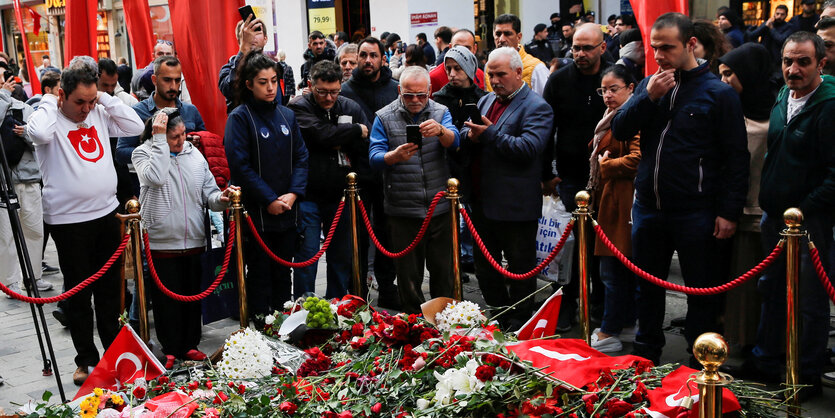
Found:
[459,207,575,280]
[143,221,236,302]
[593,223,784,295]
[358,191,446,259]
[246,200,346,268]
[0,234,131,304]
[808,243,835,304]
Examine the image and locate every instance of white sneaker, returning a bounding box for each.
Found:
[35,279,54,291]
[619,325,637,343]
[591,328,623,353]
[4,282,21,298]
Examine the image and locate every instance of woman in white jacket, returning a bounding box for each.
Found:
[132,108,237,367]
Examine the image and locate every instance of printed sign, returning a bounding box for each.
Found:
[308,0,336,35]
[410,12,438,27]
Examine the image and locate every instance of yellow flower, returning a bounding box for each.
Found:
[93,387,104,397]
[111,394,124,405]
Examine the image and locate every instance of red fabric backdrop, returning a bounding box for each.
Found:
[629,0,689,75]
[122,0,155,68]
[12,0,40,94]
[169,0,243,136]
[63,0,98,67]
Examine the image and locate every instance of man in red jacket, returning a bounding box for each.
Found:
[429,29,485,96]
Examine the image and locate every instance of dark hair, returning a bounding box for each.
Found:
[817,16,835,30]
[782,31,826,62]
[153,55,180,75]
[42,55,50,60]
[608,14,618,24]
[825,0,835,10]
[495,14,522,34]
[693,19,731,73]
[309,60,342,84]
[602,64,637,87]
[617,14,637,28]
[619,28,643,47]
[309,31,325,41]
[41,71,60,93]
[139,110,185,143]
[358,36,386,56]
[405,44,427,67]
[98,58,118,76]
[233,49,280,108]
[60,66,99,97]
[652,12,694,44]
[416,33,428,42]
[334,31,348,41]
[775,5,789,13]
[718,10,743,29]
[385,33,401,46]
[434,26,453,44]
[379,32,390,44]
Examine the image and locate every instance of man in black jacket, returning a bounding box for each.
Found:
[289,61,370,299]
[339,37,400,308]
[525,23,555,65]
[299,31,336,90]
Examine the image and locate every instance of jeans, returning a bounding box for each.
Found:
[294,200,352,299]
[631,201,723,362]
[752,213,832,377]
[599,256,636,335]
[459,203,474,265]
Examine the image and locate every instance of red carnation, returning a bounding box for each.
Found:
[605,399,634,417]
[337,411,353,418]
[131,385,146,399]
[475,364,496,382]
[279,401,298,414]
[371,402,382,414]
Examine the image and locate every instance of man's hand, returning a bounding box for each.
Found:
[463,116,493,142]
[267,199,291,215]
[2,78,15,92]
[238,15,265,55]
[358,124,369,139]
[714,216,737,240]
[384,143,419,165]
[419,119,444,138]
[277,193,297,209]
[542,177,561,196]
[219,185,241,203]
[766,17,775,29]
[13,125,25,136]
[647,68,676,102]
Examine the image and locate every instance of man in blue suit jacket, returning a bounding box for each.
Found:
[461,47,554,329]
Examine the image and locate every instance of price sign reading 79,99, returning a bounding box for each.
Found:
[308,7,336,35]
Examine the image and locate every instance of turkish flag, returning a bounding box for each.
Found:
[67,126,105,163]
[12,0,40,95]
[507,339,651,388]
[516,288,562,340]
[63,0,98,66]
[629,0,689,75]
[73,326,166,400]
[122,0,155,68]
[642,366,741,417]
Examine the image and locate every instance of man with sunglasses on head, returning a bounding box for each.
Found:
[541,22,613,332]
[287,61,369,299]
[487,14,550,96]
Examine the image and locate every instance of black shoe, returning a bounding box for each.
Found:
[719,358,780,384]
[42,262,60,276]
[556,314,572,333]
[52,308,69,328]
[460,262,475,274]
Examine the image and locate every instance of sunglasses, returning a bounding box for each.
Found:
[572,41,604,53]
[156,39,173,46]
[401,92,428,100]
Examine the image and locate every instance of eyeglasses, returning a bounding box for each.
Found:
[156,39,173,46]
[596,85,627,96]
[313,87,340,98]
[401,92,428,100]
[572,41,604,53]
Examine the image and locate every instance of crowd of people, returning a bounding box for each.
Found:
[0,2,833,400]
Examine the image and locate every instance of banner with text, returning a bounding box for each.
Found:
[307,0,336,36]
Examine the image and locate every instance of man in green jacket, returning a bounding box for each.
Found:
[749,32,835,400]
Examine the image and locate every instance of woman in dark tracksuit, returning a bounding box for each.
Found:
[224,50,309,326]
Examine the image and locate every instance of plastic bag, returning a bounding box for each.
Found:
[536,196,574,284]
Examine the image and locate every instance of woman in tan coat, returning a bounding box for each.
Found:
[588,65,641,353]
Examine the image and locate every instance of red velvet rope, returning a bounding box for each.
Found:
[808,243,835,304]
[246,200,345,268]
[358,191,446,259]
[0,233,131,304]
[459,207,575,280]
[593,223,785,295]
[143,221,236,302]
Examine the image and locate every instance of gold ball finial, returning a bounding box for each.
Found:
[574,190,591,209]
[125,199,140,214]
[230,189,242,205]
[783,208,804,229]
[693,332,729,381]
[346,172,358,185]
[447,178,460,194]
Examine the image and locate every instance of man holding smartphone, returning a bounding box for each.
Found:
[368,66,459,314]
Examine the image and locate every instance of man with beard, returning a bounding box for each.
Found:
[339,37,401,309]
[115,56,206,197]
[790,0,821,33]
[488,13,550,95]
[748,5,797,65]
[337,44,359,82]
[300,31,336,89]
[817,17,835,75]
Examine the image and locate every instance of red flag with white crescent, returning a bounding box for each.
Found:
[67,126,105,163]
[642,366,740,417]
[515,288,562,340]
[74,326,166,400]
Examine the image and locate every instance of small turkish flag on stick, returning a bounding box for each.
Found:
[515,288,562,340]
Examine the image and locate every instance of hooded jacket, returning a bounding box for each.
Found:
[0,89,38,184]
[612,61,749,220]
[133,137,228,250]
[759,75,835,218]
[340,66,399,124]
[300,47,336,89]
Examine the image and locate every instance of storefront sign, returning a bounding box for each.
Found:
[307,0,336,35]
[410,12,438,27]
[44,0,65,9]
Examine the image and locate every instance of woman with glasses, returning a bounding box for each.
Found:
[587,64,641,353]
[224,50,309,327]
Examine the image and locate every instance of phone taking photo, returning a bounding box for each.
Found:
[465,103,483,125]
[406,124,422,148]
[238,5,262,32]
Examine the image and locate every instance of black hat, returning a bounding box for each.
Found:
[534,23,548,33]
[550,12,560,20]
[801,0,815,4]
[586,11,596,17]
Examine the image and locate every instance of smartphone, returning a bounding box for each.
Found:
[406,124,422,148]
[399,43,406,54]
[11,108,24,124]
[465,103,483,125]
[238,5,263,31]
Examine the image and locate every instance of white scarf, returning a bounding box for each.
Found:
[587,96,631,191]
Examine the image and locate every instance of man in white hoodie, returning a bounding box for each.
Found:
[26,58,144,385]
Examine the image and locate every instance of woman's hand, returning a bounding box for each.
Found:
[219,185,241,203]
[152,112,168,135]
[597,150,610,164]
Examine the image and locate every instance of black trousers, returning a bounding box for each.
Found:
[243,227,296,319]
[49,211,122,368]
[147,252,202,357]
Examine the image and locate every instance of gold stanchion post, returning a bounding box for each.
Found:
[124,200,150,343]
[782,208,803,415]
[231,190,249,329]
[693,332,733,418]
[573,191,592,344]
[447,178,462,301]
[347,173,363,297]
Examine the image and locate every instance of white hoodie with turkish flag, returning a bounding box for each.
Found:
[27,93,145,224]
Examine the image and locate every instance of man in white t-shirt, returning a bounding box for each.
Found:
[26,59,144,386]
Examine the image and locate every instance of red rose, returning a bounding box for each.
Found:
[604,399,634,417]
[238,384,246,394]
[371,402,382,414]
[158,375,169,385]
[337,411,353,418]
[279,401,298,414]
[475,365,496,382]
[131,385,146,399]
[213,391,228,404]
[187,381,199,391]
[206,380,213,389]
[351,323,364,336]
[629,381,648,403]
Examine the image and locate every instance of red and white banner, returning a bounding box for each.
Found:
[642,366,740,418]
[507,339,651,388]
[12,0,40,94]
[629,0,689,75]
[74,326,166,400]
[516,288,562,340]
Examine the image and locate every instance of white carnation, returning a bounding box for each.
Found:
[217,328,273,379]
[435,301,486,333]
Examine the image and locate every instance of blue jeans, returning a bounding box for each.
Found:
[631,201,723,362]
[460,203,474,265]
[294,200,352,299]
[599,256,636,335]
[752,213,832,377]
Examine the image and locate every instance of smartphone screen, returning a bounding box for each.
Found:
[465,103,483,125]
[406,125,422,148]
[238,5,262,32]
